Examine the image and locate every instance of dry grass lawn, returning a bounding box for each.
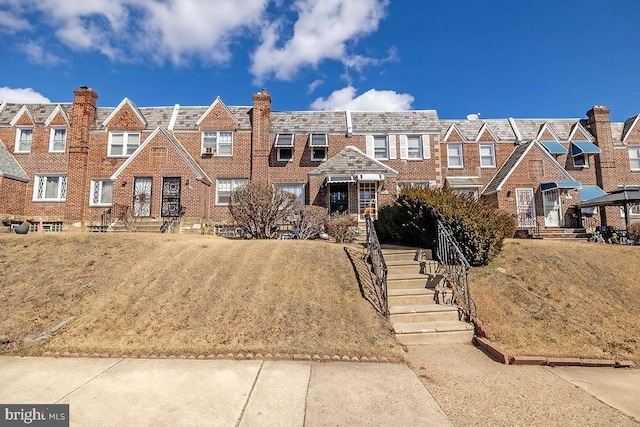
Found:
[471,239,640,364]
[0,233,403,360]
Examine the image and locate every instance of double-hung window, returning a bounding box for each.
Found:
[216,179,248,205]
[573,154,588,168]
[374,136,388,159]
[277,183,305,205]
[407,136,422,159]
[202,131,233,156]
[33,175,67,201]
[49,128,67,152]
[90,180,113,206]
[109,131,140,157]
[447,143,463,168]
[15,128,32,153]
[275,133,295,162]
[309,133,328,161]
[629,146,640,171]
[479,143,496,168]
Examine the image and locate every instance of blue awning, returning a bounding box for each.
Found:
[578,185,606,202]
[540,141,568,155]
[540,181,581,191]
[570,141,601,156]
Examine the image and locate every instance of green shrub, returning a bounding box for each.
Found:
[375,187,516,266]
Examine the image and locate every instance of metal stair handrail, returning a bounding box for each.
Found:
[435,219,476,322]
[365,214,389,317]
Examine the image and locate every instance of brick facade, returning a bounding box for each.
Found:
[1,86,639,231]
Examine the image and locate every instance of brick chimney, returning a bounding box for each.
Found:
[586,105,616,225]
[66,86,99,221]
[250,88,272,182]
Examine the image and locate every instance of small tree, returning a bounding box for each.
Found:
[292,206,329,240]
[325,212,359,243]
[228,181,300,239]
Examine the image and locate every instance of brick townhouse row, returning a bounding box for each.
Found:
[1,86,639,233]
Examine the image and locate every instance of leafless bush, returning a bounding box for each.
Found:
[325,212,359,243]
[292,206,329,240]
[228,181,300,239]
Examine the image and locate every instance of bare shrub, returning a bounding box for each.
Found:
[325,212,359,243]
[628,221,640,244]
[292,206,329,240]
[229,181,300,239]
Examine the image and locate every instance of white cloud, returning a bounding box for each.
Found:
[251,0,389,82]
[310,86,414,111]
[307,79,324,94]
[20,40,64,66]
[0,4,31,33]
[0,87,50,103]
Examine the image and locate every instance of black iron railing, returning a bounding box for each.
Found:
[100,203,131,231]
[365,214,388,317]
[435,219,475,322]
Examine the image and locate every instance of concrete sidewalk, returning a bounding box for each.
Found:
[0,356,452,426]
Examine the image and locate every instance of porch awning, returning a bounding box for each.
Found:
[445,176,482,188]
[578,185,606,202]
[540,141,568,155]
[540,181,581,191]
[357,173,385,182]
[570,141,601,157]
[326,175,356,183]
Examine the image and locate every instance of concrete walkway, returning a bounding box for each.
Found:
[0,356,452,426]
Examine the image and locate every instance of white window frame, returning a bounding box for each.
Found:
[277,147,294,162]
[202,130,233,156]
[90,179,114,206]
[108,131,140,157]
[311,146,327,161]
[33,174,67,201]
[49,127,67,153]
[15,127,33,153]
[629,146,640,171]
[407,135,423,160]
[479,143,496,168]
[277,183,305,205]
[216,178,248,205]
[447,143,463,168]
[309,133,328,161]
[573,153,588,168]
[373,135,389,160]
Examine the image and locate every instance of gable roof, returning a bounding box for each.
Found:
[102,97,147,128]
[536,122,562,141]
[110,127,211,185]
[195,97,240,127]
[0,139,29,182]
[44,104,71,126]
[9,105,35,126]
[309,146,398,177]
[475,123,500,142]
[622,114,640,143]
[567,122,594,142]
[483,140,577,194]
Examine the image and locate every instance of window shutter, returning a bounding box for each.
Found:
[421,135,431,159]
[365,135,374,157]
[389,135,397,159]
[399,135,408,159]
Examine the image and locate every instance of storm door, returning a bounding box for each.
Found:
[358,182,377,221]
[161,177,182,218]
[329,183,349,214]
[133,177,152,217]
[543,190,562,227]
[515,188,536,228]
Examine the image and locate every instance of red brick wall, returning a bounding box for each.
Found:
[0,177,27,215]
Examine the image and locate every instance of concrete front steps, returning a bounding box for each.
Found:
[382,245,474,345]
[537,227,589,240]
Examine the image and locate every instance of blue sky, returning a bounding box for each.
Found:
[1,0,639,121]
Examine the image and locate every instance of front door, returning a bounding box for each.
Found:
[329,183,348,214]
[133,177,152,217]
[161,177,181,218]
[358,182,377,220]
[543,190,562,227]
[515,188,536,228]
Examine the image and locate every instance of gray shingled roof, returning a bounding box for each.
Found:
[0,103,72,126]
[0,139,29,182]
[483,142,532,194]
[309,146,398,176]
[351,111,440,133]
[440,119,518,141]
[271,111,347,133]
[611,122,625,142]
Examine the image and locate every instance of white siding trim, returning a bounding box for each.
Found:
[399,135,408,160]
[421,135,431,159]
[389,135,397,160]
[365,135,374,157]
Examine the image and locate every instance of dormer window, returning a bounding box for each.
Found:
[309,133,328,161]
[275,133,294,162]
[49,128,67,152]
[202,131,233,156]
[108,131,140,157]
[15,127,32,153]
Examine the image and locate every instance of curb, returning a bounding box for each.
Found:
[39,351,393,364]
[473,336,635,368]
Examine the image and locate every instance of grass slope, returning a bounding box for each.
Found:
[0,234,403,360]
[472,239,640,363]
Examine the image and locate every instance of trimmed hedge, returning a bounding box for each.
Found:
[376,187,516,266]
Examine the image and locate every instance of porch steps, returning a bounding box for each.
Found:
[382,246,474,345]
[537,227,589,240]
[108,218,166,233]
